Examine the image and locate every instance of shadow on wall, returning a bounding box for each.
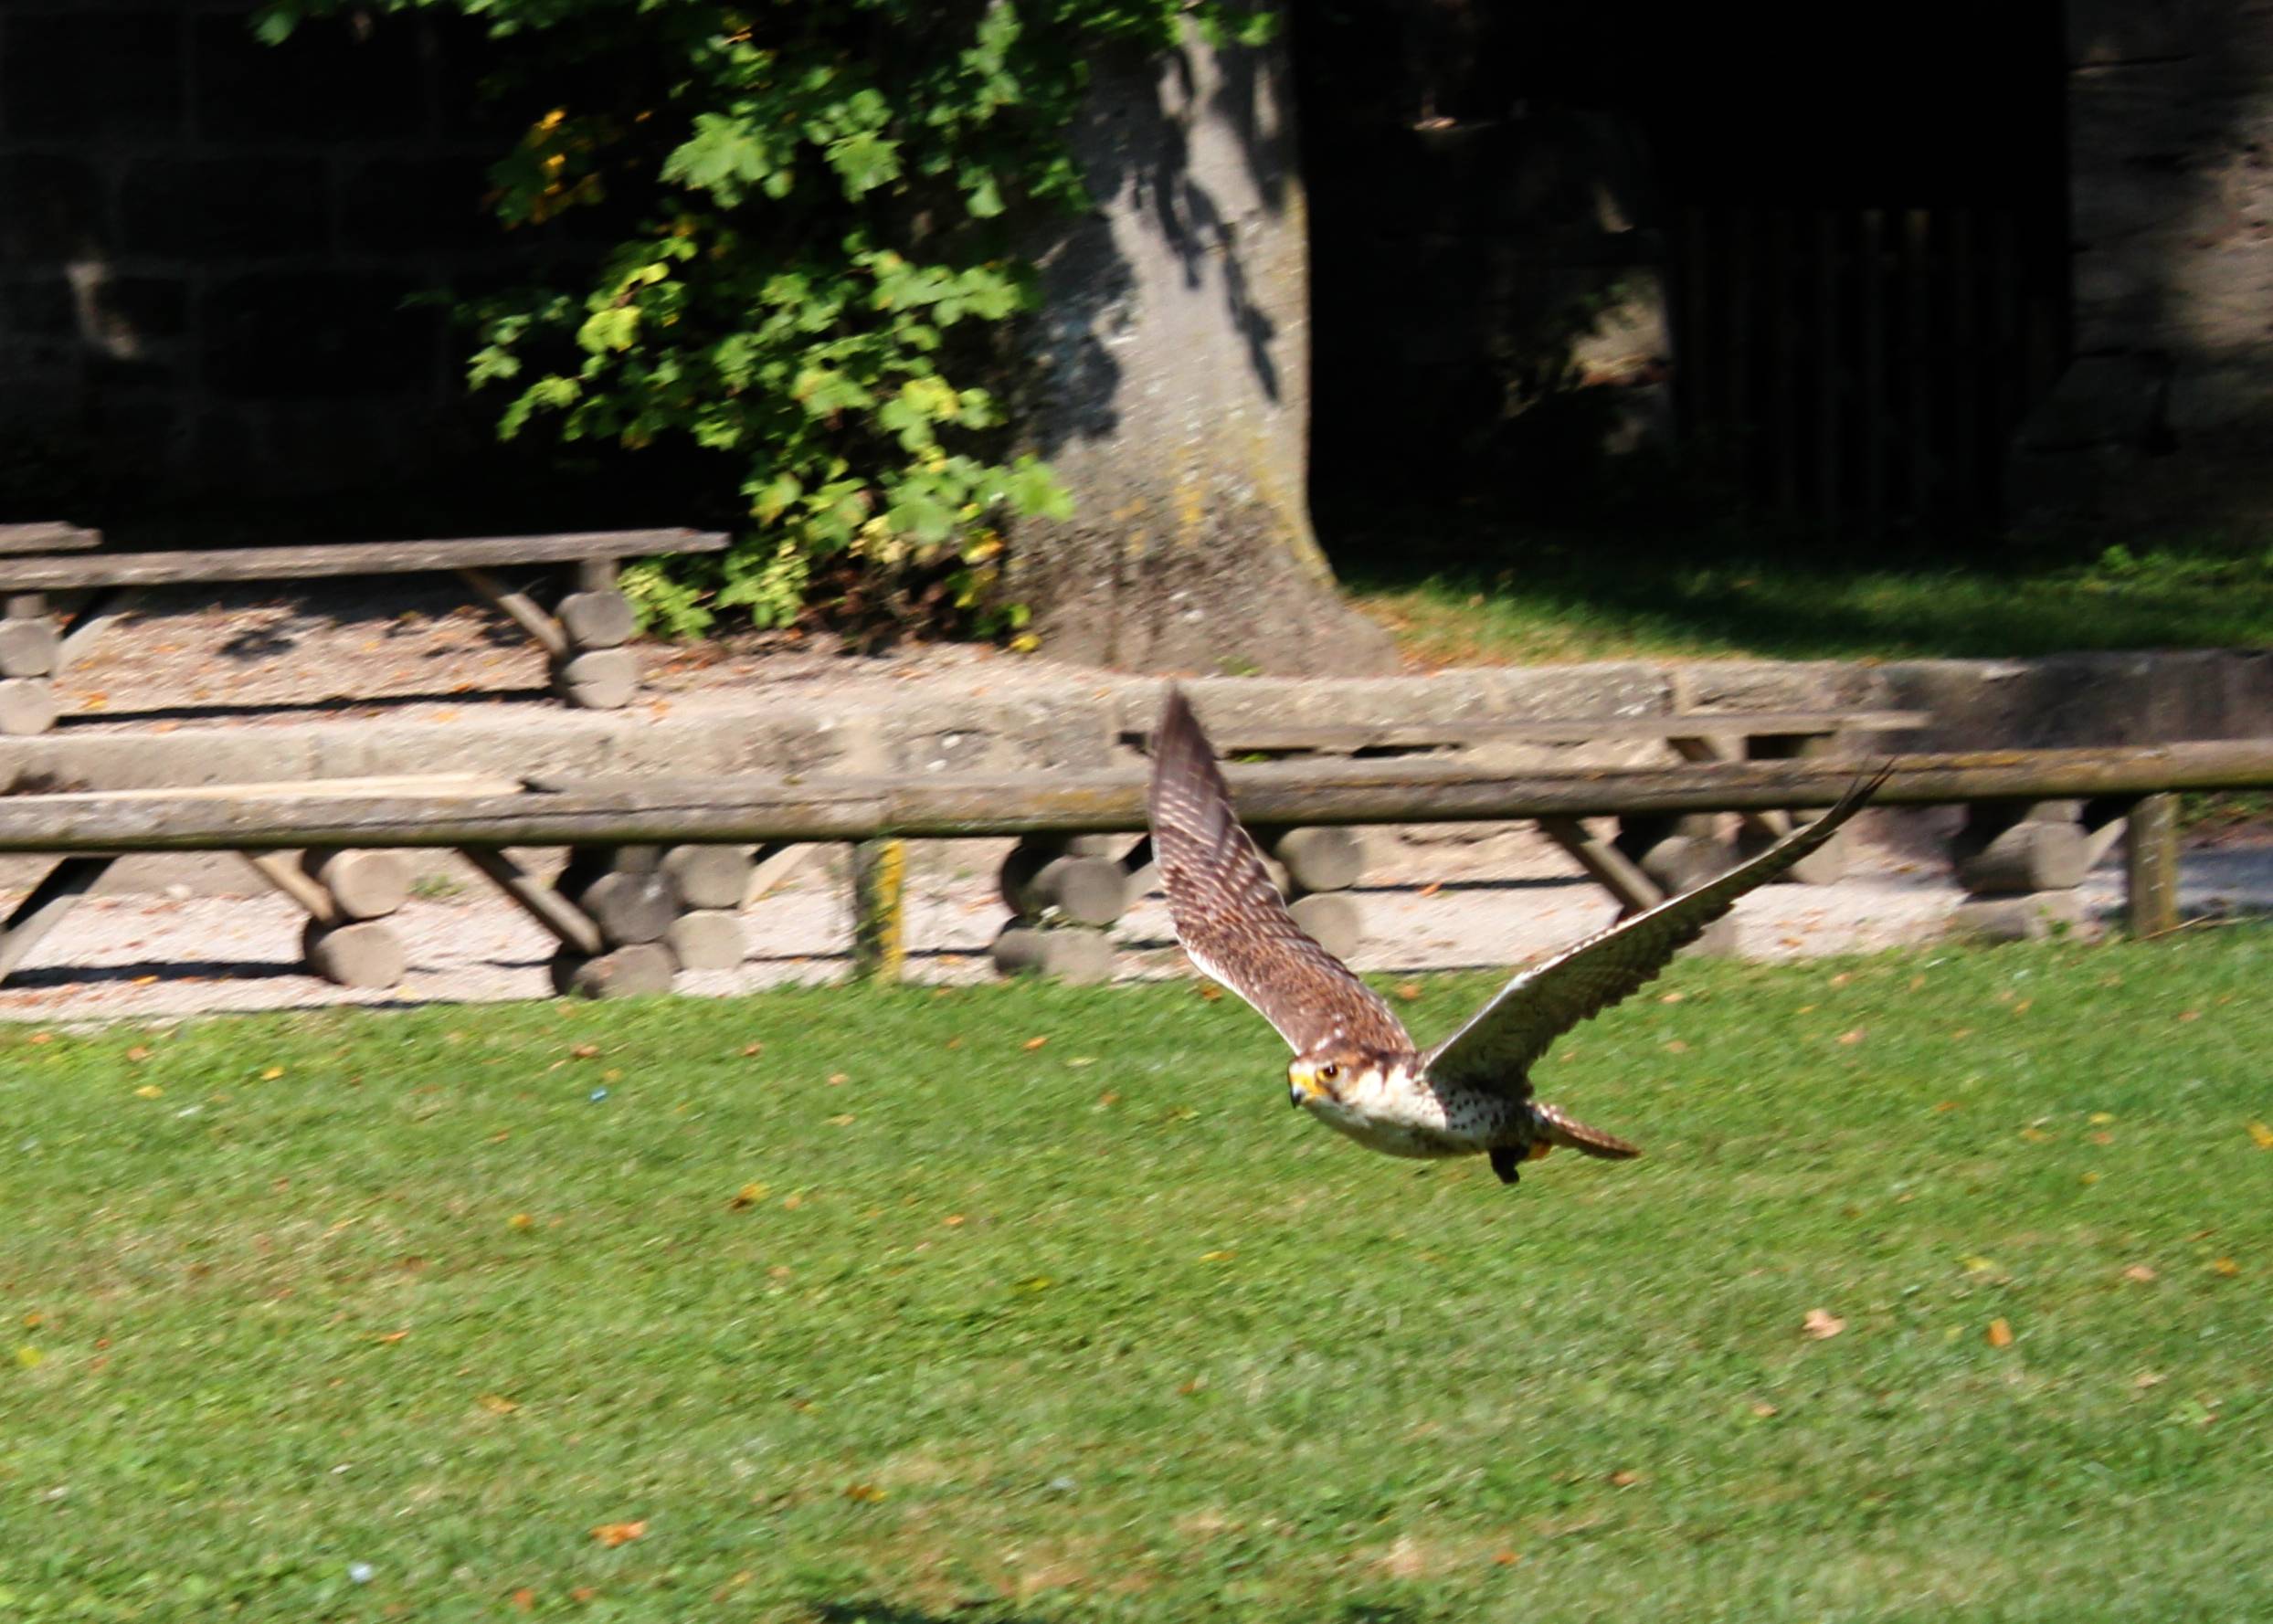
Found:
[1017,26,1301,459]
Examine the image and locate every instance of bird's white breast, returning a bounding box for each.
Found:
[1303,1062,1518,1158]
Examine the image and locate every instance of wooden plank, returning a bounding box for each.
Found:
[459,848,605,954]
[0,855,113,982]
[1818,210,1844,531]
[0,533,80,564]
[457,568,569,660]
[0,529,726,591]
[0,743,2268,853]
[851,838,905,981]
[1115,710,1928,755]
[2,773,523,804]
[2124,794,2181,938]
[1861,207,1887,539]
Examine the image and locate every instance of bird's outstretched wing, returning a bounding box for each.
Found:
[1147,689,1411,1056]
[1422,765,1896,1091]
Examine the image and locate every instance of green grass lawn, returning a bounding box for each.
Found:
[4,933,2270,1622]
[1331,510,2273,666]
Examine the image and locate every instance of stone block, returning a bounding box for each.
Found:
[0,155,109,266]
[2,13,182,140]
[192,13,428,141]
[2012,355,2169,453]
[338,157,494,255]
[0,277,74,338]
[119,158,331,258]
[201,274,437,399]
[86,277,191,347]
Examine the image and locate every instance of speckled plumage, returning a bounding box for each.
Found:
[1146,687,1892,1186]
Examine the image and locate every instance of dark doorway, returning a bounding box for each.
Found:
[1295,1,2071,543]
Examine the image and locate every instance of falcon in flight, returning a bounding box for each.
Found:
[1146,688,1892,1185]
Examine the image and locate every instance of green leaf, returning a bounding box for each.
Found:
[662,113,788,207]
[576,307,641,353]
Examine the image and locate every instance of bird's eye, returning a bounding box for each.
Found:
[1319,1062,1340,1081]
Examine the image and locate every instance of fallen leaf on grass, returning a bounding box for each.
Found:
[1607,1470,1644,1488]
[1022,1036,1049,1051]
[728,1184,770,1210]
[510,1588,536,1612]
[1802,1309,1846,1340]
[476,1393,519,1415]
[1393,983,1422,1001]
[1492,1551,1523,1566]
[590,1521,648,1547]
[1837,1028,1865,1046]
[842,1484,886,1504]
[125,1046,151,1063]
[372,1330,408,1345]
[508,1213,534,1230]
[134,1085,163,1100]
[1196,986,1222,1002]
[2249,1121,2273,1150]
[1986,1318,2014,1349]
[2122,1264,2157,1283]
[2209,1257,2241,1277]
[2133,1371,2166,1390]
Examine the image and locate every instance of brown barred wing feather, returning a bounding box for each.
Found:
[1422,764,1895,1093]
[1147,689,1411,1057]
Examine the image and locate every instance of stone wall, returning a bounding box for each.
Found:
[0,1,516,512]
[2011,0,2273,530]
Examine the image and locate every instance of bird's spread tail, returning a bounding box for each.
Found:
[1532,1102,1641,1160]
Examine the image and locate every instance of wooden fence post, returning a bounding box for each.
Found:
[2125,793,2180,939]
[851,838,906,982]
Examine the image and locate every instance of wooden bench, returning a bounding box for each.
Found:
[1119,707,1926,923]
[0,522,100,554]
[0,526,729,734]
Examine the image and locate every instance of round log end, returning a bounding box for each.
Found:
[551,942,677,998]
[666,909,746,971]
[302,919,407,988]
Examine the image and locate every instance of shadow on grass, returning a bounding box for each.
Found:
[1325,491,2273,663]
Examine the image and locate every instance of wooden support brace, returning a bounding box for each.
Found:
[745,840,815,907]
[240,850,339,925]
[2125,794,2181,938]
[1536,816,1665,915]
[0,856,115,983]
[851,837,905,981]
[456,567,570,660]
[57,585,148,669]
[460,848,605,954]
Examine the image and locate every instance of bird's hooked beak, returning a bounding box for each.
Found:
[1287,1059,1326,1110]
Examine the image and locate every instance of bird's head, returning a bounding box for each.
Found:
[1288,1045,1388,1113]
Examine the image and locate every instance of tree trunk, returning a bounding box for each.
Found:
[1009,12,1397,676]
